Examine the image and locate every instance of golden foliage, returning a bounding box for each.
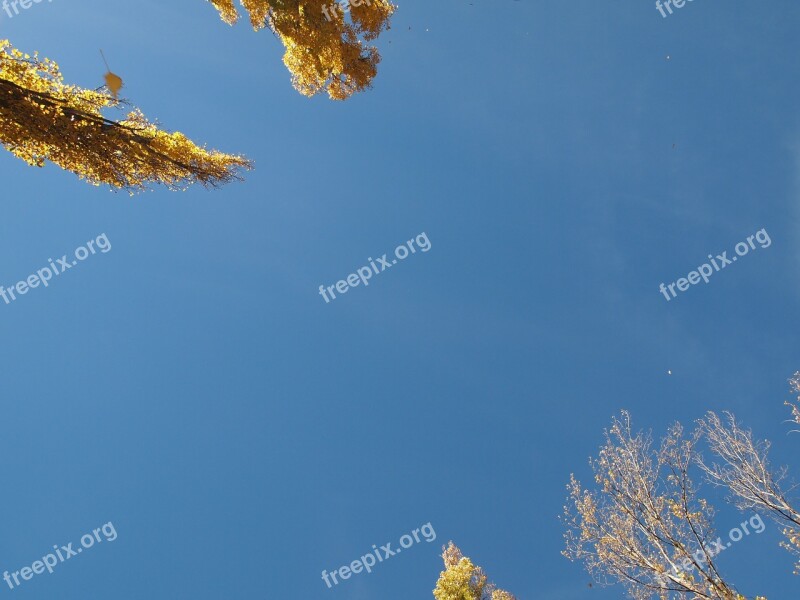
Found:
[0,40,250,191]
[433,542,516,600]
[208,0,395,100]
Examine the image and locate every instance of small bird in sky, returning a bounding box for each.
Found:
[668,370,672,375]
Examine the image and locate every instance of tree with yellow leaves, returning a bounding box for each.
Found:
[0,40,250,192]
[433,542,516,600]
[207,0,395,100]
[1,1,394,189]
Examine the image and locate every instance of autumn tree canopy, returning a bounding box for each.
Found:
[0,40,251,192]
[433,542,516,600]
[0,1,395,189]
[208,0,395,100]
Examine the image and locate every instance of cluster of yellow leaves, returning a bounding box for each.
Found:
[208,0,395,99]
[0,40,250,191]
[433,542,516,600]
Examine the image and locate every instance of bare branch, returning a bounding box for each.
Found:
[563,412,757,600]
[698,411,800,574]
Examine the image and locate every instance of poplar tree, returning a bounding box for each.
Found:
[207,0,395,100]
[0,40,250,192]
[433,542,516,600]
[1,1,395,189]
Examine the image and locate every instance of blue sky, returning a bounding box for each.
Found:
[1,0,799,598]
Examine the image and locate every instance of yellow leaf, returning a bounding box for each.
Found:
[104,71,123,100]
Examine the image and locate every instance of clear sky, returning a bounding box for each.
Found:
[1,1,799,598]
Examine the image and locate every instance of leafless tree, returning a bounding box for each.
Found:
[563,412,761,600]
[698,409,800,573]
